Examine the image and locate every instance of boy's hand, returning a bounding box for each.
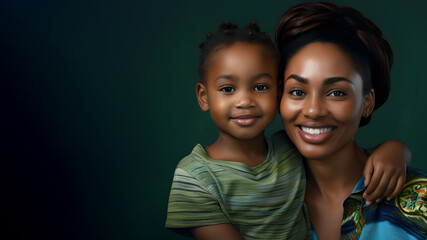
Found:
[362,140,411,205]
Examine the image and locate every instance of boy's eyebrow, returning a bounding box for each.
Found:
[215,74,236,81]
[215,73,274,82]
[250,73,274,81]
[286,74,352,85]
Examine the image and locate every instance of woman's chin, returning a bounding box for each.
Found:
[296,144,333,161]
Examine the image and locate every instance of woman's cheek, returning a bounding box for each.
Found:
[331,100,361,123]
[280,97,299,120]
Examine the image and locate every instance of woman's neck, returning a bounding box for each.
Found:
[205,132,268,167]
[305,141,367,200]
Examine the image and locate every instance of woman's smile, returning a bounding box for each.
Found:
[297,125,336,144]
[280,42,373,160]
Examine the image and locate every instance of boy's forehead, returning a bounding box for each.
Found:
[214,42,275,58]
[204,51,278,87]
[209,43,277,68]
[199,41,279,85]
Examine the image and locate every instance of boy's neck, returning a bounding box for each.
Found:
[205,132,268,167]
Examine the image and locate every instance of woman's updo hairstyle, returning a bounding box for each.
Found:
[198,21,279,83]
[275,2,393,126]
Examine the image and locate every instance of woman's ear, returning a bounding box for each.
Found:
[362,89,375,118]
[196,82,210,112]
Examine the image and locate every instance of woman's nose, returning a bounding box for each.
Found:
[303,94,327,119]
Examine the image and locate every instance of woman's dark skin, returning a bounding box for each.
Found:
[279,42,406,239]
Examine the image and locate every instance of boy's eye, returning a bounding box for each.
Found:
[290,90,305,96]
[254,85,269,91]
[220,87,235,93]
[328,91,346,97]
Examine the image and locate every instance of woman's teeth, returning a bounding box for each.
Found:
[301,127,333,135]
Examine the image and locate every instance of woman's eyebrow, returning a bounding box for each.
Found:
[286,75,352,85]
[286,74,307,83]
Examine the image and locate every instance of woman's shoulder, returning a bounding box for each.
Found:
[382,167,427,237]
[405,167,427,182]
[396,168,427,219]
[352,168,427,239]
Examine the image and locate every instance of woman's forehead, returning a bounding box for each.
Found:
[285,42,359,80]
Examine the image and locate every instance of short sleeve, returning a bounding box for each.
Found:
[165,168,229,235]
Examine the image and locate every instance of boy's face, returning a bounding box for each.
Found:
[197,42,278,140]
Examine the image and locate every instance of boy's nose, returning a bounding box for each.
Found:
[236,92,255,108]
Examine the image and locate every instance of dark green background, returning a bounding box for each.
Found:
[1,0,426,239]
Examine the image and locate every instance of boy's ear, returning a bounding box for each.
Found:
[196,82,209,112]
[362,89,375,117]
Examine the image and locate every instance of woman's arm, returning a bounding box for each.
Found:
[192,224,245,240]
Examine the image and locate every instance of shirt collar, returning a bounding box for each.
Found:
[350,176,366,195]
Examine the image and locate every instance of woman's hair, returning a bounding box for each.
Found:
[198,21,279,83]
[275,2,393,126]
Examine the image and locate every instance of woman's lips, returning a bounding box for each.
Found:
[297,126,336,144]
[231,115,260,127]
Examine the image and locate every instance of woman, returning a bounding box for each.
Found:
[275,2,427,240]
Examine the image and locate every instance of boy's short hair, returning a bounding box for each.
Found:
[198,22,280,83]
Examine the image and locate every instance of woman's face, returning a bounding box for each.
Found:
[280,42,374,160]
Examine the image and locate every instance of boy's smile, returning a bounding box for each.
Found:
[230,114,261,127]
[197,42,278,141]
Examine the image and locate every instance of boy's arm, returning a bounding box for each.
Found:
[166,167,231,236]
[192,224,245,240]
[362,140,411,205]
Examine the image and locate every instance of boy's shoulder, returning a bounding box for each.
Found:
[173,144,235,178]
[175,144,209,171]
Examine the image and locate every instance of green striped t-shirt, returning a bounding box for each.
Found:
[165,130,310,240]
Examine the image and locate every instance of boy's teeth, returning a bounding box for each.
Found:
[301,127,333,135]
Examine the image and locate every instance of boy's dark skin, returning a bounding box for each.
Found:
[197,43,278,168]
[195,42,278,239]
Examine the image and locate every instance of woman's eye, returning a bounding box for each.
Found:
[329,91,345,97]
[290,90,305,96]
[220,87,235,93]
[254,85,269,91]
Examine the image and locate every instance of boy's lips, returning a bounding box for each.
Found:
[296,125,336,144]
[230,114,260,127]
